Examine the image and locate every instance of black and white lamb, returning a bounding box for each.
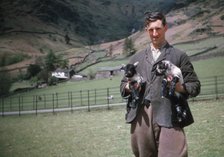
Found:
[156,60,184,98]
[156,60,188,123]
[121,61,144,108]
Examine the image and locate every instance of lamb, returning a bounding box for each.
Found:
[156,60,187,123]
[156,60,184,98]
[121,61,144,108]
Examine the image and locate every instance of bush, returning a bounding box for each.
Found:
[26,64,42,79]
[220,15,224,20]
[0,70,12,96]
[88,69,96,80]
[0,53,30,67]
[123,37,136,57]
[48,76,58,86]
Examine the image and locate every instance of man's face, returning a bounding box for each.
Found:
[145,20,167,48]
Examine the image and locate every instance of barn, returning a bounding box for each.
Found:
[95,66,122,79]
[52,68,75,80]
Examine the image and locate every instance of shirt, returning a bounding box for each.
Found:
[150,42,167,62]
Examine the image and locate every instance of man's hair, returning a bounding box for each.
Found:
[144,11,167,28]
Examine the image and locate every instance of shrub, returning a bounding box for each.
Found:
[0,53,30,67]
[0,70,12,96]
[123,37,136,57]
[48,76,58,86]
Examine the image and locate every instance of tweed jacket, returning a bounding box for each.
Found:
[120,42,201,128]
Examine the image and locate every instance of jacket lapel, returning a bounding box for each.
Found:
[144,47,154,65]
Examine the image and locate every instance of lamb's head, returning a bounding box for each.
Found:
[156,60,183,84]
[121,62,139,78]
[156,60,169,75]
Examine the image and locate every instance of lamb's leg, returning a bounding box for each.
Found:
[169,77,179,96]
[129,88,139,108]
[161,78,168,98]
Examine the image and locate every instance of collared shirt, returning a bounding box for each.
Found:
[150,41,167,62]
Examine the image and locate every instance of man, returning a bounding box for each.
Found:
[120,12,200,157]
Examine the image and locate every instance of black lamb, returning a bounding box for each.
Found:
[121,61,144,108]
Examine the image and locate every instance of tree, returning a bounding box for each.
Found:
[45,50,58,71]
[26,64,42,79]
[0,70,12,96]
[64,34,70,45]
[108,44,113,56]
[37,69,49,83]
[123,37,136,56]
[44,51,68,71]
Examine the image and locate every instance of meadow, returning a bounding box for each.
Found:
[10,56,224,97]
[0,99,223,157]
[1,37,224,156]
[2,56,223,114]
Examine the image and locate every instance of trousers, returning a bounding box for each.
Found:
[130,105,188,157]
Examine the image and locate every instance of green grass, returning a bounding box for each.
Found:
[5,56,223,113]
[81,57,129,75]
[192,57,224,78]
[0,100,223,157]
[10,56,224,96]
[186,100,224,157]
[19,76,123,96]
[174,36,224,56]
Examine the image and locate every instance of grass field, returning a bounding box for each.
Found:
[0,100,224,157]
[10,56,224,96]
[174,36,224,56]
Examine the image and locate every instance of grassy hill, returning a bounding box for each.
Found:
[0,0,224,79]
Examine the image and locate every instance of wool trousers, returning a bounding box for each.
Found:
[130,105,188,157]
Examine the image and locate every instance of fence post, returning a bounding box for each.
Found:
[10,97,12,111]
[52,93,55,114]
[35,95,38,116]
[94,89,97,105]
[68,91,70,109]
[21,96,23,111]
[71,92,73,113]
[32,95,35,110]
[44,94,46,109]
[107,88,110,110]
[80,90,83,106]
[215,76,218,100]
[56,92,58,108]
[19,96,21,116]
[1,98,4,117]
[88,90,90,112]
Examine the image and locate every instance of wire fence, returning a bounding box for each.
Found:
[0,75,224,117]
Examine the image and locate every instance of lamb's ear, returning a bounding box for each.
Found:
[134,61,139,67]
[120,64,126,70]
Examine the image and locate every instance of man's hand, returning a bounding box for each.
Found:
[166,76,186,94]
[175,82,186,93]
[125,81,141,93]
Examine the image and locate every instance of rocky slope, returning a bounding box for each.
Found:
[0,0,223,77]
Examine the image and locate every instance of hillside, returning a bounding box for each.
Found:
[0,0,224,78]
[0,0,177,76]
[100,0,224,56]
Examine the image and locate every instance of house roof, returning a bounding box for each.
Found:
[54,68,74,73]
[97,66,121,72]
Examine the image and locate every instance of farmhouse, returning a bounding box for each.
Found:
[96,66,122,79]
[52,68,75,79]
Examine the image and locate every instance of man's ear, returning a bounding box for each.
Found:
[164,24,168,32]
[120,64,126,70]
[134,61,139,67]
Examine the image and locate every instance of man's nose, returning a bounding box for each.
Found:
[152,29,158,36]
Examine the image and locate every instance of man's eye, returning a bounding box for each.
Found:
[148,28,161,32]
